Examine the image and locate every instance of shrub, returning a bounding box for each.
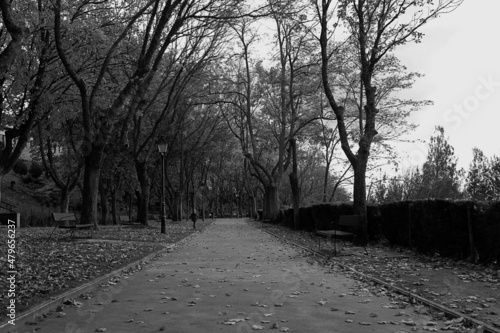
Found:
[29,161,44,179]
[474,202,500,264]
[13,160,29,175]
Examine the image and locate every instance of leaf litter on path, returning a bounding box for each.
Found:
[0,222,210,317]
[256,222,500,330]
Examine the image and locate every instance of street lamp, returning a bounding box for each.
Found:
[200,181,205,221]
[235,192,240,218]
[157,138,168,234]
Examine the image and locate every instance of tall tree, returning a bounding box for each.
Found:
[315,0,463,243]
[489,156,500,201]
[466,148,500,202]
[37,117,84,212]
[222,1,319,222]
[466,148,491,201]
[370,167,423,203]
[420,126,462,199]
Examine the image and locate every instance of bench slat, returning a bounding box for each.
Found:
[316,230,353,237]
[59,224,92,229]
[119,215,141,229]
[53,213,77,222]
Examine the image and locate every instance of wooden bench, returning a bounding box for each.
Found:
[119,215,140,229]
[316,215,367,255]
[147,214,161,224]
[0,200,16,213]
[47,213,93,241]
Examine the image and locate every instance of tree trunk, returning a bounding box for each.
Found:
[136,190,149,226]
[229,200,234,218]
[136,161,150,226]
[352,159,368,245]
[238,196,243,218]
[263,185,279,221]
[249,194,257,219]
[181,191,186,219]
[216,189,221,217]
[323,160,330,203]
[247,195,252,218]
[172,190,181,221]
[99,180,108,225]
[111,190,118,225]
[289,173,300,229]
[59,187,70,213]
[289,138,300,229]
[81,148,104,229]
[0,0,28,80]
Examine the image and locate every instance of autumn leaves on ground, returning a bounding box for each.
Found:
[261,223,500,329]
[2,218,499,330]
[0,221,211,318]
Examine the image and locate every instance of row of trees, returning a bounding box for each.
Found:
[371,126,500,203]
[1,0,464,242]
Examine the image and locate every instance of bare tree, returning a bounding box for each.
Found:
[315,0,463,243]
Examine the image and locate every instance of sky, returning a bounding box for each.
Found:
[394,0,500,171]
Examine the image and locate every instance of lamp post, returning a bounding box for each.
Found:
[200,181,205,221]
[157,138,168,234]
[235,192,240,218]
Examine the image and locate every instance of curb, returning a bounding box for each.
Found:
[259,226,500,333]
[0,226,207,332]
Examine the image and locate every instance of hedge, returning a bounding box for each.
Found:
[274,199,500,265]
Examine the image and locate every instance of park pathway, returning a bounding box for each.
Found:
[25,219,443,333]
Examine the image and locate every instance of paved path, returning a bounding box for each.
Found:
[24,219,443,333]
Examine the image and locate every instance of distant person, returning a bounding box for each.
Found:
[190,210,198,229]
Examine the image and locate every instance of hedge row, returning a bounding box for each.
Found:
[274,200,500,265]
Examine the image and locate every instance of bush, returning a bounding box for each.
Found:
[410,200,470,259]
[474,202,500,264]
[29,161,44,179]
[277,200,500,265]
[13,160,29,175]
[299,206,316,231]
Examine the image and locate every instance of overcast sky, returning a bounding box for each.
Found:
[394,0,500,171]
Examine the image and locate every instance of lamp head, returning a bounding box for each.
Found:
[157,137,168,154]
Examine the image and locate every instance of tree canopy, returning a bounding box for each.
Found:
[0,0,468,227]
